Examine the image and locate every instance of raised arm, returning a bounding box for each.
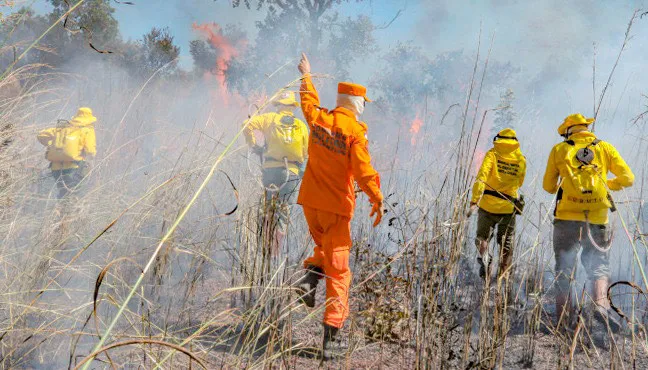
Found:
[298,53,334,130]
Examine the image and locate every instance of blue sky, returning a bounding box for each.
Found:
[31,0,415,69]
[26,0,648,116]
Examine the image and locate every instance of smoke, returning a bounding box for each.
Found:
[4,1,648,365]
[412,0,648,116]
[192,22,247,105]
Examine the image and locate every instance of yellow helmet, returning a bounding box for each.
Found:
[70,107,97,125]
[493,128,520,150]
[274,91,299,107]
[493,128,518,143]
[558,113,594,136]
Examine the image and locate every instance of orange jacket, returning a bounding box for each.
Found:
[297,76,383,217]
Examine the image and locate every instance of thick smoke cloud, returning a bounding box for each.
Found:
[3,1,648,366]
[414,0,648,120]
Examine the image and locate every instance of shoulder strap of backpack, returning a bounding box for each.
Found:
[554,188,563,216]
[565,138,601,147]
[279,114,295,125]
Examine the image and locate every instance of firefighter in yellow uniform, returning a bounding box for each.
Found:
[469,128,526,283]
[37,107,97,198]
[543,113,634,331]
[243,92,309,249]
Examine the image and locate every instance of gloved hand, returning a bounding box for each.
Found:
[370,200,384,227]
[467,203,478,217]
[251,145,264,156]
[607,178,623,191]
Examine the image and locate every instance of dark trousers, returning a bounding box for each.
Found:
[51,168,82,199]
[262,167,300,230]
[553,220,611,295]
[476,208,516,279]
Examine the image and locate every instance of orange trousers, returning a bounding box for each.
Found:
[302,206,352,329]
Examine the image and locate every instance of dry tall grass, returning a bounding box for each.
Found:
[0,54,647,369]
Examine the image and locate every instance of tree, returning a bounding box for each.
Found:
[189,39,216,74]
[206,0,377,95]
[369,43,435,115]
[227,0,367,51]
[0,7,51,68]
[190,24,246,76]
[371,46,520,116]
[48,0,120,47]
[1,0,121,70]
[137,27,180,75]
[493,88,516,133]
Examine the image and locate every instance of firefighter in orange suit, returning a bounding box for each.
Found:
[294,53,383,360]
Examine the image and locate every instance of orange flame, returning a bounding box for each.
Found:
[409,113,423,145]
[192,22,244,105]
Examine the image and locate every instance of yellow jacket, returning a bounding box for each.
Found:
[243,110,308,175]
[543,131,634,224]
[37,120,96,170]
[471,136,526,215]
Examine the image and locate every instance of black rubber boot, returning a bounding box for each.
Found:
[321,324,340,361]
[295,266,322,308]
[593,305,622,333]
[477,254,491,281]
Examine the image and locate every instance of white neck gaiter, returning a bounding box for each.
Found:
[336,94,365,119]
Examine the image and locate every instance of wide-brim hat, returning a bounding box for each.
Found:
[338,82,371,102]
[70,107,97,125]
[558,113,594,135]
[273,91,299,107]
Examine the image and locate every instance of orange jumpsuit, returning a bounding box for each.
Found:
[298,76,383,328]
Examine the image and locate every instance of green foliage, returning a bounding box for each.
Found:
[369,43,436,114]
[48,0,120,47]
[189,39,216,74]
[371,45,520,116]
[214,0,376,95]
[326,14,377,74]
[137,27,180,75]
[0,7,50,67]
[228,0,359,13]
[1,2,181,79]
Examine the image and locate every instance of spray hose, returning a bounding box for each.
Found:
[246,148,291,193]
[582,175,617,253]
[583,210,614,253]
[264,157,291,194]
